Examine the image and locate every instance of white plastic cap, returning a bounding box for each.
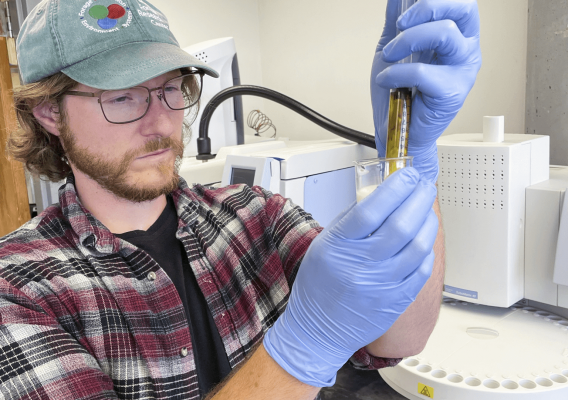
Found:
[483,116,505,143]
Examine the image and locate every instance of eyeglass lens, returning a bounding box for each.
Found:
[99,74,202,124]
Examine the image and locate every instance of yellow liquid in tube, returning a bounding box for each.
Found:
[385,88,412,177]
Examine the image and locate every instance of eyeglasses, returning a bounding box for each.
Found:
[65,71,204,124]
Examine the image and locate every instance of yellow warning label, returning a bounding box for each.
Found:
[418,382,434,398]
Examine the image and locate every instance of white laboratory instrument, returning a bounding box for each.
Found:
[182,37,243,157]
[180,138,377,227]
[380,117,568,399]
[440,133,549,308]
[179,140,286,189]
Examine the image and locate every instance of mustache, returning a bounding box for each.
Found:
[138,136,183,157]
[126,136,185,161]
[115,136,184,176]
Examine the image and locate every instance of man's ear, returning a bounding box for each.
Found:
[32,102,62,137]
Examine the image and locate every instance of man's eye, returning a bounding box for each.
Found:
[164,84,181,93]
[105,95,133,104]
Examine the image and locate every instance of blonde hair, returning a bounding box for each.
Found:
[8,69,199,182]
[8,72,77,181]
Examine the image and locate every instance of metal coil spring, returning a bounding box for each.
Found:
[247,109,276,138]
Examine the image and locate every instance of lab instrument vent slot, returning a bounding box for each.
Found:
[438,150,508,211]
[194,51,209,63]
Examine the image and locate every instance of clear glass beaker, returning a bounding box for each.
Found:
[354,156,413,202]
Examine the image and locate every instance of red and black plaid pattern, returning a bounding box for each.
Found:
[0,176,398,399]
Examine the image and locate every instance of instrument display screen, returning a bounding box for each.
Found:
[231,168,255,186]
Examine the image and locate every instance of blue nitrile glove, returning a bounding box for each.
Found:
[371,0,482,184]
[263,168,438,387]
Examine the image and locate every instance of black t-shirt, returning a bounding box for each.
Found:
[116,196,232,397]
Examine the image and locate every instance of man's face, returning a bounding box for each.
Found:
[58,70,188,202]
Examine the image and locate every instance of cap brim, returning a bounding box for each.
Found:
[61,42,219,90]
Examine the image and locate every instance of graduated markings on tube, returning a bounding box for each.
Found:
[418,383,434,398]
[399,101,408,156]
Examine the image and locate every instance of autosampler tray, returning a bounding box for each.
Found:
[379,298,568,399]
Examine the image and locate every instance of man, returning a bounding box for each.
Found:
[0,0,480,399]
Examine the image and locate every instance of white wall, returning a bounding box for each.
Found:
[258,0,385,141]
[258,0,529,141]
[454,0,528,136]
[154,0,528,142]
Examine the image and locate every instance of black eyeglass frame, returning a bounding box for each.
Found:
[64,71,204,125]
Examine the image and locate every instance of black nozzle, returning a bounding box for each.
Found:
[196,137,215,161]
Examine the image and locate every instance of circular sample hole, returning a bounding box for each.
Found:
[483,379,500,389]
[501,380,519,390]
[546,316,562,322]
[417,365,432,373]
[536,377,553,387]
[431,370,447,379]
[551,374,567,383]
[557,321,568,327]
[448,374,464,383]
[404,359,419,367]
[465,377,481,387]
[519,379,537,389]
[534,311,550,318]
[535,311,550,317]
[522,307,537,313]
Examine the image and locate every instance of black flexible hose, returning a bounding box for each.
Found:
[196,85,376,160]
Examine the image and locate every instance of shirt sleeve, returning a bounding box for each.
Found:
[251,187,402,371]
[0,279,119,400]
[349,348,402,370]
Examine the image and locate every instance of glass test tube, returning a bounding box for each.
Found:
[355,157,413,202]
[385,0,418,175]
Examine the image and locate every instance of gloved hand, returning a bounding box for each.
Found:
[263,168,438,387]
[371,0,482,184]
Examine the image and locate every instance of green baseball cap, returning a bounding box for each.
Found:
[16,0,219,89]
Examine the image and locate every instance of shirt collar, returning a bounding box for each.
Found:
[172,177,201,231]
[59,174,200,255]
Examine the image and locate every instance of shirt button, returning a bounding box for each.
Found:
[180,347,188,357]
[147,271,156,281]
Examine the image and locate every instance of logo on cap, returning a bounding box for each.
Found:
[135,0,170,31]
[79,0,133,33]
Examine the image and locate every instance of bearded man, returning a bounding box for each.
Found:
[0,0,480,399]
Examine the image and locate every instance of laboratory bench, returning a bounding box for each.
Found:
[320,363,405,399]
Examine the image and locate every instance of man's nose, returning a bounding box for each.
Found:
[140,90,177,137]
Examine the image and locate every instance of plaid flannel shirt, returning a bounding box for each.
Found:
[0,176,400,399]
